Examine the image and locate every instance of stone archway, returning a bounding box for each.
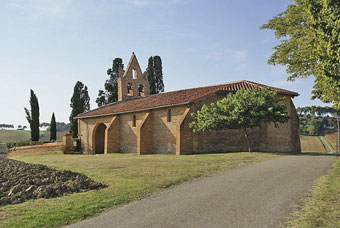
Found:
[94,123,107,154]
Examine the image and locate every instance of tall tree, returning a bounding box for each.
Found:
[96,58,124,107]
[146,56,164,95]
[24,89,40,141]
[189,88,290,152]
[50,113,57,141]
[70,81,91,138]
[261,0,340,108]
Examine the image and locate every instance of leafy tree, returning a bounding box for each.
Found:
[96,58,124,107]
[189,88,290,152]
[297,105,338,135]
[24,89,40,141]
[40,122,50,128]
[261,0,340,108]
[50,113,57,141]
[146,56,164,95]
[70,81,91,138]
[23,126,27,130]
[0,124,14,129]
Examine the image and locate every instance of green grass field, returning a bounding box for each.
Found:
[0,130,66,143]
[0,151,279,228]
[286,158,340,228]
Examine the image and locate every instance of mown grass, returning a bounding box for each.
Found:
[300,135,326,153]
[286,158,340,228]
[0,152,279,228]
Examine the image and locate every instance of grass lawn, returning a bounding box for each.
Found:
[0,151,279,228]
[300,135,326,153]
[286,157,340,228]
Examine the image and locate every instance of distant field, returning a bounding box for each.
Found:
[325,131,337,150]
[300,135,326,153]
[0,130,31,143]
[0,130,66,143]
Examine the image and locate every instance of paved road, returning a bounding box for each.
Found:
[67,154,337,228]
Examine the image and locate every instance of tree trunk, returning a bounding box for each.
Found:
[244,128,251,152]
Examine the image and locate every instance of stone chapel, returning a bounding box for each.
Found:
[75,53,301,155]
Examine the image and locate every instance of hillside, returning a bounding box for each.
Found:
[0,130,67,143]
[300,135,326,153]
[325,131,337,150]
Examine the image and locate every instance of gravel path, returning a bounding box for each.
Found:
[66,154,337,228]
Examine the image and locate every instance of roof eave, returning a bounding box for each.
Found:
[75,102,190,120]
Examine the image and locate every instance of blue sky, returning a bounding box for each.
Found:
[0,0,324,127]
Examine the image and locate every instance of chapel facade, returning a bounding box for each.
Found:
[75,53,301,155]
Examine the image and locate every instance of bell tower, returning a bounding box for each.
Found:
[118,53,150,101]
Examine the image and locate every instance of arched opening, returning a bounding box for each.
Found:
[94,123,107,154]
[138,84,145,97]
[132,69,137,79]
[127,83,134,96]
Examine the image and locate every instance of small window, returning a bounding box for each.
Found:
[167,109,172,122]
[138,84,145,97]
[133,115,136,127]
[127,83,134,96]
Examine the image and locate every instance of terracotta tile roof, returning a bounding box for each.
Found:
[76,80,299,119]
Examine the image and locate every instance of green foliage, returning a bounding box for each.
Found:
[190,88,290,152]
[39,122,50,128]
[261,0,340,108]
[50,113,56,141]
[0,124,14,129]
[24,90,40,141]
[297,106,338,135]
[96,58,124,107]
[69,81,91,138]
[146,56,164,95]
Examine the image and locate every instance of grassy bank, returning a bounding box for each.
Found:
[300,135,326,153]
[287,158,340,228]
[325,131,337,150]
[0,152,279,228]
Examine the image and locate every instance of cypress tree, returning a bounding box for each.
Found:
[70,81,91,138]
[147,57,156,94]
[96,58,124,107]
[147,56,164,95]
[24,89,40,141]
[50,112,57,141]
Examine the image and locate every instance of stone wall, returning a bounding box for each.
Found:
[78,116,113,154]
[78,106,188,154]
[183,93,301,154]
